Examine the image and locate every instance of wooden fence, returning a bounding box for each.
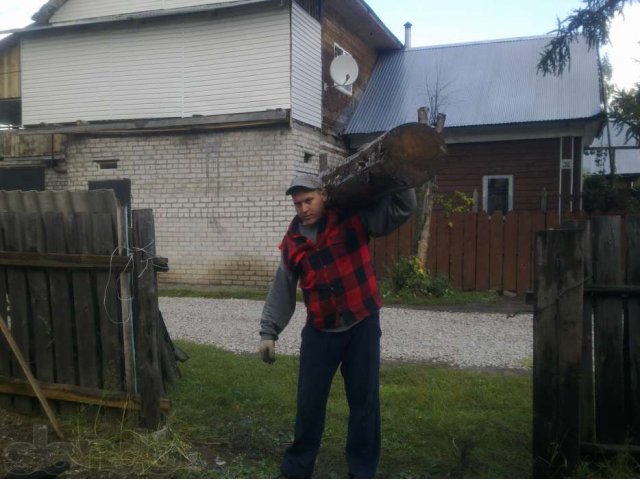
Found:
[0,190,178,429]
[370,211,594,294]
[532,215,640,476]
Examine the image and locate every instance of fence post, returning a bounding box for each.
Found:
[627,215,640,442]
[592,216,625,443]
[132,209,163,429]
[540,188,548,213]
[563,219,595,443]
[533,228,583,477]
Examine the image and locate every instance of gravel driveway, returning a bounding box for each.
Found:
[159,298,532,369]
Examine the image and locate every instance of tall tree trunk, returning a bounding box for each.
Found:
[416,178,436,268]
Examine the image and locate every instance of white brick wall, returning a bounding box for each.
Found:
[43,123,347,287]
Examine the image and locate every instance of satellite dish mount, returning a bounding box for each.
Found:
[326,54,359,91]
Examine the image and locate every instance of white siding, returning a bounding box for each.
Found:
[291,3,321,128]
[22,9,291,125]
[50,0,268,24]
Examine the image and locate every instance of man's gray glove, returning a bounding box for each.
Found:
[259,339,276,364]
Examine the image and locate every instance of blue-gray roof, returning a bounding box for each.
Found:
[345,35,602,135]
[584,123,640,175]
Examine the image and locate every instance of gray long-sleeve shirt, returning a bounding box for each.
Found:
[259,189,417,340]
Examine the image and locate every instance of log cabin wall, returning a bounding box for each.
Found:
[440,137,570,212]
[321,0,381,136]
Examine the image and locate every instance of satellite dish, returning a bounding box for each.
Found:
[329,54,359,87]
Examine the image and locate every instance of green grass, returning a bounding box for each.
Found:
[55,342,640,478]
[165,342,532,478]
[159,285,499,307]
[159,286,269,301]
[381,289,499,307]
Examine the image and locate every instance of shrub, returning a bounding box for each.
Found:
[387,256,452,298]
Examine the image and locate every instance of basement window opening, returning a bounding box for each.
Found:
[94,159,119,170]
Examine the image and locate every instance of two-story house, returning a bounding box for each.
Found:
[0,0,402,287]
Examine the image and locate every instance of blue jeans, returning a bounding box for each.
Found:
[281,313,381,478]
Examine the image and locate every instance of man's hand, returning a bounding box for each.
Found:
[259,339,276,364]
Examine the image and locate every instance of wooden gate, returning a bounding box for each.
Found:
[532,215,640,476]
[0,190,178,429]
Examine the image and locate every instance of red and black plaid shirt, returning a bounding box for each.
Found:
[280,208,382,330]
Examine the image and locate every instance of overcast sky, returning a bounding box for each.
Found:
[1,0,638,89]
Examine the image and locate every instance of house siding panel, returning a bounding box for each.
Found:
[50,0,266,24]
[22,9,291,125]
[291,2,322,128]
[440,138,561,212]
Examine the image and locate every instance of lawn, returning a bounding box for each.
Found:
[60,341,532,478]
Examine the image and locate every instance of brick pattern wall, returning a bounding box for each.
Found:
[43,123,345,287]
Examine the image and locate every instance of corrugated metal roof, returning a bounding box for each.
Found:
[0,189,118,217]
[584,123,640,175]
[345,35,602,135]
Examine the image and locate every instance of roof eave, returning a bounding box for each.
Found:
[346,116,605,148]
[353,0,403,50]
[27,0,276,29]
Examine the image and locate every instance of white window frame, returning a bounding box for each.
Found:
[482,175,514,214]
[333,43,353,96]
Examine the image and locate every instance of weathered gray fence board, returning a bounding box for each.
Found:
[92,213,124,391]
[132,209,163,429]
[1,213,34,414]
[0,190,177,427]
[626,215,640,441]
[533,228,583,476]
[564,219,595,443]
[43,212,77,414]
[592,216,625,443]
[68,213,100,389]
[24,213,55,386]
[0,222,12,409]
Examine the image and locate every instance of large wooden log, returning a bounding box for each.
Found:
[321,122,448,208]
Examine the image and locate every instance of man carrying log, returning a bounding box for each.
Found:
[259,172,416,479]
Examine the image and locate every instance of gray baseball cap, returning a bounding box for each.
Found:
[285,173,323,195]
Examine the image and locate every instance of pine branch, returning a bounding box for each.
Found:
[537,0,635,76]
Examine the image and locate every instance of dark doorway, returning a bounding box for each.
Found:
[0,167,45,191]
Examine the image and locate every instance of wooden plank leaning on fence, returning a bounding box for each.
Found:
[533,227,583,477]
[132,209,164,429]
[591,216,625,444]
[627,215,640,443]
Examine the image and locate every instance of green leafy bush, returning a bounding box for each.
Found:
[386,256,452,298]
